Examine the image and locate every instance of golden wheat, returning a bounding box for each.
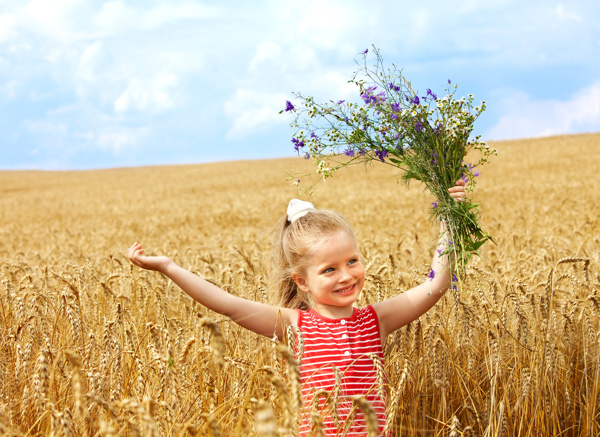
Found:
[1,133,600,435]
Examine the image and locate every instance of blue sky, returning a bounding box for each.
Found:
[0,0,599,170]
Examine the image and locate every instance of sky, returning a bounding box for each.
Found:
[0,0,599,170]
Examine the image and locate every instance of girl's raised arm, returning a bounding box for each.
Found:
[128,243,298,340]
[373,180,466,342]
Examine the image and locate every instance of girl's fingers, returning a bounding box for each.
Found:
[448,181,467,202]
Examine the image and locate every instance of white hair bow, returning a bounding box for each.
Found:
[287,199,316,223]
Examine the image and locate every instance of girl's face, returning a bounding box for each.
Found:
[293,231,365,319]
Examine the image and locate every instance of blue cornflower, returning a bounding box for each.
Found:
[428,268,436,281]
[374,149,388,162]
[285,100,295,112]
[344,148,355,157]
[411,96,420,105]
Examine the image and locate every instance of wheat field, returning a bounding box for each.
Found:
[1,132,599,436]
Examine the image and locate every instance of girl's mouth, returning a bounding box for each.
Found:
[335,284,355,294]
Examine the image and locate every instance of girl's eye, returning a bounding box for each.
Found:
[348,259,358,265]
[323,267,334,273]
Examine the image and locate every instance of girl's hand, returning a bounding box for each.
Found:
[448,179,467,202]
[128,243,171,273]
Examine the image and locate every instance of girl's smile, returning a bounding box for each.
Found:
[292,231,365,318]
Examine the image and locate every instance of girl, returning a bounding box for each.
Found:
[128,180,467,436]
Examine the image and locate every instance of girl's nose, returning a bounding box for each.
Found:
[339,268,352,282]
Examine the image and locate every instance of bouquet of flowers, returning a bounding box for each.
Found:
[282,46,496,279]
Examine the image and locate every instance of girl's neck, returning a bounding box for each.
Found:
[312,303,355,319]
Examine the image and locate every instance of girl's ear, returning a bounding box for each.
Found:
[292,273,310,293]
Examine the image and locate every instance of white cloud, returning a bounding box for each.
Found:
[97,126,149,152]
[114,71,180,114]
[249,42,282,71]
[486,81,600,140]
[0,13,17,43]
[555,4,582,21]
[0,80,19,99]
[224,89,288,139]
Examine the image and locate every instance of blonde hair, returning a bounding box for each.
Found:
[272,207,355,310]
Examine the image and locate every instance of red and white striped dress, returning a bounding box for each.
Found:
[295,305,386,436]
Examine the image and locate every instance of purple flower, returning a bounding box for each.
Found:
[337,100,345,104]
[426,89,437,100]
[432,201,438,209]
[415,121,424,133]
[304,153,310,159]
[432,150,438,165]
[374,149,388,162]
[428,268,436,281]
[363,48,368,54]
[391,103,400,112]
[411,96,420,105]
[344,148,355,157]
[291,137,305,151]
[388,82,400,92]
[450,273,459,290]
[310,132,319,139]
[447,79,451,84]
[464,162,481,179]
[437,249,442,256]
[361,87,379,105]
[393,132,399,139]
[285,100,295,112]
[390,113,398,120]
